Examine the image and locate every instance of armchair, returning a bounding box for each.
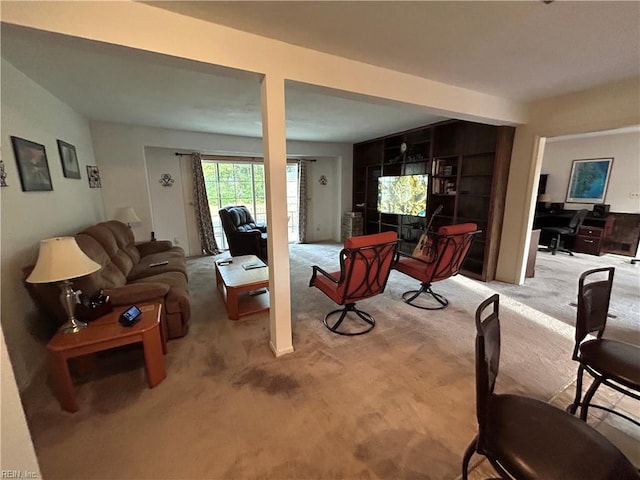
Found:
[219,205,268,262]
[309,231,398,336]
[393,223,480,310]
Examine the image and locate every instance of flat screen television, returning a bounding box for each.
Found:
[377,174,429,217]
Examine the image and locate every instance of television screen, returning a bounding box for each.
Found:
[377,174,429,217]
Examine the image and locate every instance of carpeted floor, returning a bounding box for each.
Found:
[21,242,639,479]
[487,247,640,345]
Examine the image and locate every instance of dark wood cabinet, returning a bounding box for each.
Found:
[352,119,514,281]
[575,226,605,256]
[602,213,640,256]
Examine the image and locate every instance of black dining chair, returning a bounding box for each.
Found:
[462,294,639,480]
[566,267,640,427]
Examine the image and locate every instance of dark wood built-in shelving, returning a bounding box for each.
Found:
[352,119,515,282]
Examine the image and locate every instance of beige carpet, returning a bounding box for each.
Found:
[21,242,619,479]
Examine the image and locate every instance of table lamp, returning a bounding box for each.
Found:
[538,194,552,210]
[114,207,141,228]
[26,237,101,334]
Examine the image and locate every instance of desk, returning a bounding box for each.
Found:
[534,212,614,232]
[47,303,166,412]
[534,211,614,255]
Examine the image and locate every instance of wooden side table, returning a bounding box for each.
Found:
[47,303,166,413]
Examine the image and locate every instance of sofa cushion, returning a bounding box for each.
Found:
[74,234,128,295]
[130,271,189,316]
[128,250,188,281]
[103,220,141,264]
[136,240,185,259]
[139,271,190,338]
[80,224,135,277]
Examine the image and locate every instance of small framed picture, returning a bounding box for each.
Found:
[10,136,53,192]
[87,165,101,188]
[57,140,81,179]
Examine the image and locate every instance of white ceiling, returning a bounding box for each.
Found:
[2,1,639,144]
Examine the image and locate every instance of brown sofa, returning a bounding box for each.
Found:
[25,220,191,341]
[71,220,190,339]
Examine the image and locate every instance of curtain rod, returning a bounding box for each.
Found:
[175,152,316,162]
[175,152,220,160]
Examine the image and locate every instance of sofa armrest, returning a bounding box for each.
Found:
[136,240,174,257]
[102,282,170,305]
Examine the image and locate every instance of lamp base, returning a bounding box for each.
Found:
[59,318,88,334]
[59,280,87,334]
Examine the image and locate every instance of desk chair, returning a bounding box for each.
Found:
[462,294,639,480]
[567,267,640,427]
[541,209,588,255]
[309,231,398,336]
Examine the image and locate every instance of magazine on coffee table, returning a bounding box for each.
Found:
[242,260,266,270]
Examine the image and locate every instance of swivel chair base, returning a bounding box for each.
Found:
[540,234,575,256]
[402,283,449,310]
[323,303,375,336]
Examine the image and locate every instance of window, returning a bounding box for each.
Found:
[202,159,299,249]
[286,163,299,242]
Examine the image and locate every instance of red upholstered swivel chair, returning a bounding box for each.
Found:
[309,231,398,336]
[393,223,480,310]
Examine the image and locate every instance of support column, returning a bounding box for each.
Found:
[261,73,294,357]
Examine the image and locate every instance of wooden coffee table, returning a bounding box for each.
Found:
[47,303,166,413]
[215,254,270,320]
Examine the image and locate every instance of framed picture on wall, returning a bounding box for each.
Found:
[10,136,53,192]
[87,165,101,188]
[566,158,613,203]
[57,140,81,179]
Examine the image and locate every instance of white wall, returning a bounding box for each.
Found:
[90,121,351,247]
[1,59,105,389]
[145,147,191,251]
[542,130,640,213]
[497,78,640,284]
[307,157,339,241]
[0,331,41,476]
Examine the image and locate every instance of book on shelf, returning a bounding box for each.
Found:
[432,158,456,177]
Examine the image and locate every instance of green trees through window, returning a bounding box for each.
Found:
[202,160,299,249]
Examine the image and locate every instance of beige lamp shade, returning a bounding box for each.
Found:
[114,207,141,225]
[26,237,101,284]
[538,194,552,203]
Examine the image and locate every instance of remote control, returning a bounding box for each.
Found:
[149,261,169,267]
